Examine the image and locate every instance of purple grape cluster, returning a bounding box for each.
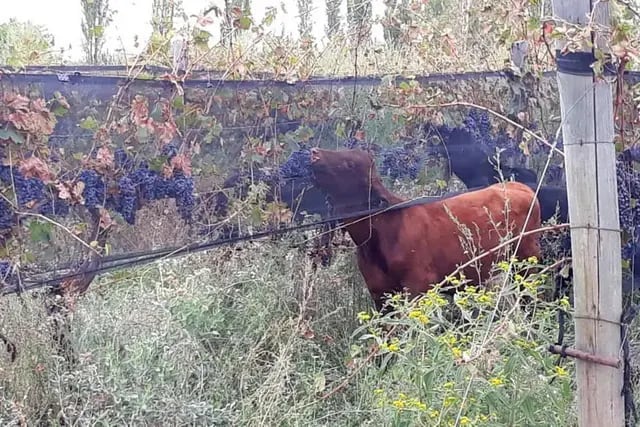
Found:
[380,146,424,180]
[117,176,137,224]
[113,161,196,224]
[0,165,45,209]
[615,159,640,266]
[279,148,313,184]
[342,137,362,149]
[114,148,134,170]
[463,108,492,142]
[0,198,14,230]
[0,260,15,282]
[78,170,106,209]
[463,109,518,159]
[161,140,180,160]
[0,165,69,219]
[171,171,195,220]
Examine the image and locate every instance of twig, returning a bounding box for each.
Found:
[18,212,101,255]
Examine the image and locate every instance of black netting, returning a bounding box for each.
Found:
[1,68,640,294]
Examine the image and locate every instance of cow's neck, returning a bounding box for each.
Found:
[334,186,405,246]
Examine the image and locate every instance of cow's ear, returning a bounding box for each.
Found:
[367,151,375,162]
[310,147,321,163]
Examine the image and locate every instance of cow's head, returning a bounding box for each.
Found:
[309,147,389,211]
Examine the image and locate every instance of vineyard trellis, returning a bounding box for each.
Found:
[0,65,639,422]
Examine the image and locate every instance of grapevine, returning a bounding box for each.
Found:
[380,146,424,180]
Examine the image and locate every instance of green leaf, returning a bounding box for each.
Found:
[0,127,25,144]
[399,81,411,91]
[211,121,223,137]
[28,220,52,243]
[150,103,163,121]
[172,95,185,110]
[262,7,277,26]
[79,116,99,131]
[295,125,314,142]
[52,105,68,117]
[192,29,211,49]
[235,16,253,30]
[136,126,150,142]
[148,156,166,172]
[91,25,104,38]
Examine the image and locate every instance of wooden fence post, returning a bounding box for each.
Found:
[171,37,189,73]
[551,1,624,426]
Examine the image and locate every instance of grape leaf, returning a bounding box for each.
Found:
[28,220,52,243]
[172,95,185,110]
[150,103,164,122]
[79,116,99,131]
[0,127,25,144]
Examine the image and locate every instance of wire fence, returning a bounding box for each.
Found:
[0,66,638,292]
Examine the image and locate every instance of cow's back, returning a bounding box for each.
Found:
[374,181,542,296]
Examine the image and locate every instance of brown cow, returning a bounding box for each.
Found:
[309,147,542,311]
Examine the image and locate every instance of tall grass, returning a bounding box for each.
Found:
[2,233,629,425]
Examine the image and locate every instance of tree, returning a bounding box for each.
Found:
[148,0,178,56]
[80,0,113,64]
[382,0,411,47]
[325,0,342,38]
[220,0,252,47]
[346,0,372,43]
[298,0,313,39]
[152,0,176,38]
[0,19,59,67]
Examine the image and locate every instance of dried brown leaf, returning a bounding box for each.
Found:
[170,153,192,176]
[99,207,114,230]
[19,157,54,183]
[96,147,114,168]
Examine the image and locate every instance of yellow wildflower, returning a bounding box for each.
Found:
[488,376,504,387]
[554,365,568,377]
[460,416,472,425]
[527,255,539,264]
[444,396,457,407]
[455,296,469,308]
[443,381,454,389]
[427,408,439,418]
[497,260,510,271]
[392,399,406,410]
[408,398,427,411]
[514,338,536,349]
[357,311,371,322]
[479,414,489,422]
[408,310,422,319]
[524,280,538,294]
[373,388,383,395]
[441,333,457,346]
[451,347,463,358]
[476,293,493,304]
[381,338,401,352]
[444,274,458,285]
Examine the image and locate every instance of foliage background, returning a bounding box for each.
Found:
[1,0,640,425]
